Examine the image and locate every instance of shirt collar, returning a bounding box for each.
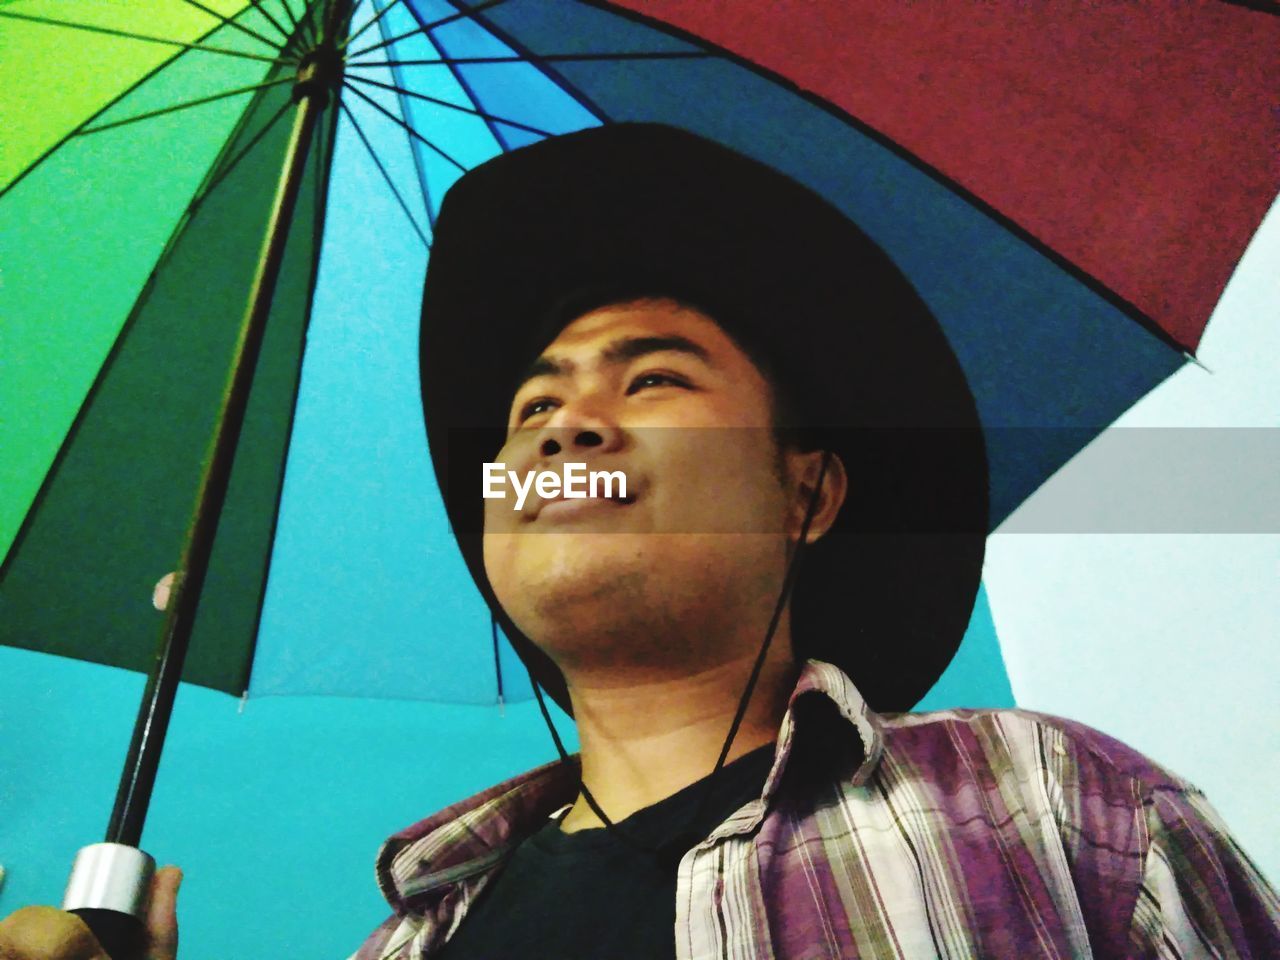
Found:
[374,658,884,916]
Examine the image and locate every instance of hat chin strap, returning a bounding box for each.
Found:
[528,451,833,868]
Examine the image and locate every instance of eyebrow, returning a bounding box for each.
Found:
[511,334,713,397]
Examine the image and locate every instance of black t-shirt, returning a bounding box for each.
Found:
[433,743,777,960]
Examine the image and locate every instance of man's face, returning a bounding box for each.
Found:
[482,299,815,677]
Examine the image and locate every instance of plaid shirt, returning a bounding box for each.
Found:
[350,660,1279,959]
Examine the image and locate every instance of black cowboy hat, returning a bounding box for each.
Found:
[419,123,988,714]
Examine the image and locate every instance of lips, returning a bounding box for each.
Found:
[531,489,637,523]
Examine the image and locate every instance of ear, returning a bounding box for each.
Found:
[784,449,848,545]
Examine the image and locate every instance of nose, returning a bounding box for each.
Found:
[536,401,624,460]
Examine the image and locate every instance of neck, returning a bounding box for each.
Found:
[557,628,799,833]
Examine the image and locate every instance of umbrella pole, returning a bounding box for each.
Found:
[63,31,348,952]
[106,81,326,850]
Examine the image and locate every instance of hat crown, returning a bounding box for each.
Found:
[421,123,988,712]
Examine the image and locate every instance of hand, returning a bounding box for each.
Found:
[0,866,181,960]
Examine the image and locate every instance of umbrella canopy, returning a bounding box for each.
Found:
[1,1,1277,951]
[2,0,1275,704]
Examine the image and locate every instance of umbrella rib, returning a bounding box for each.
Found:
[245,0,294,44]
[293,0,325,48]
[341,79,469,172]
[78,77,295,136]
[0,10,293,64]
[342,0,405,52]
[346,0,510,59]
[176,0,284,52]
[434,0,610,125]
[395,0,511,34]
[320,0,355,43]
[491,616,506,708]
[0,87,301,587]
[0,12,266,200]
[384,0,504,195]
[338,99,430,246]
[346,73,556,138]
[347,51,712,67]
[275,0,303,35]
[273,0,313,60]
[366,8,438,226]
[190,97,297,212]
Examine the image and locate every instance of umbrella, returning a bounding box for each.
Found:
[2,0,1276,948]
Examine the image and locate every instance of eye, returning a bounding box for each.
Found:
[627,371,690,394]
[516,396,560,423]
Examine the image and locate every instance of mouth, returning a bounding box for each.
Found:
[532,491,637,523]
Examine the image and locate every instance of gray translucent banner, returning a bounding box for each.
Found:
[995,427,1279,533]
[450,427,1279,534]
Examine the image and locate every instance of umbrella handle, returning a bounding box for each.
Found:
[64,843,153,959]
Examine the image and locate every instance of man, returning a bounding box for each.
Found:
[2,124,1275,959]
[356,124,1280,958]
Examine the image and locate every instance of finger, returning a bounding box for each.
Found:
[0,904,107,960]
[145,866,182,960]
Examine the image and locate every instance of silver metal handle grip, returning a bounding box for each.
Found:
[63,843,155,917]
[64,843,155,956]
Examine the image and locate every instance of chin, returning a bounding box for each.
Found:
[487,533,664,646]
[484,533,787,665]
[496,531,650,604]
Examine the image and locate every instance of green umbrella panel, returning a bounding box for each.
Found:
[1,0,333,691]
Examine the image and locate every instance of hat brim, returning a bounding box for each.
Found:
[419,124,988,713]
